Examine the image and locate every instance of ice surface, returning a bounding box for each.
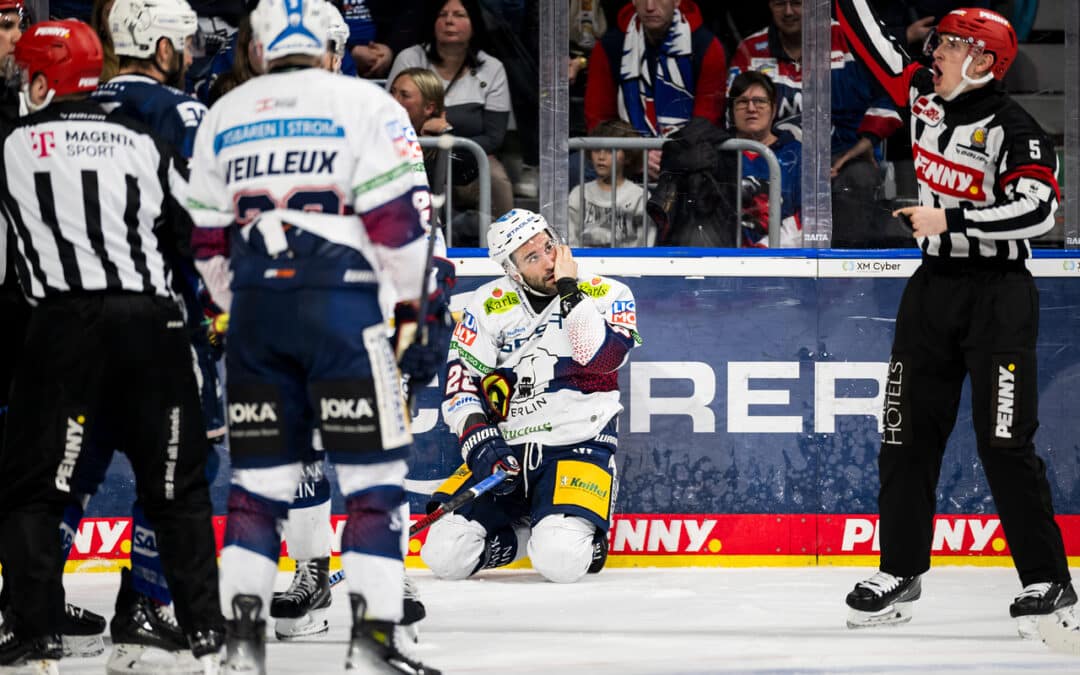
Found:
[58,566,1078,674]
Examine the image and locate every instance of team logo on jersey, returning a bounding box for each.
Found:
[911,96,944,126]
[578,278,610,298]
[970,127,988,150]
[452,310,478,346]
[609,300,636,327]
[29,131,56,158]
[912,144,986,200]
[483,291,521,315]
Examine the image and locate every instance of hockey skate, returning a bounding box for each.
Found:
[223,595,266,675]
[845,571,921,628]
[271,557,331,640]
[587,529,609,574]
[1038,607,1080,656]
[1009,581,1077,639]
[107,567,202,675]
[62,602,106,657]
[0,625,62,675]
[345,594,440,674]
[399,575,426,644]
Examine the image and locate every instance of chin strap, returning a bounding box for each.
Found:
[19,86,55,115]
[942,53,994,101]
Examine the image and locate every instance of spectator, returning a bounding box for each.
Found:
[90,0,118,81]
[728,71,802,247]
[730,0,904,247]
[568,119,650,247]
[386,0,514,231]
[338,0,394,77]
[868,0,989,53]
[206,15,259,105]
[585,0,727,179]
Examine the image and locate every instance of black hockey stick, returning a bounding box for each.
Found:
[409,469,508,536]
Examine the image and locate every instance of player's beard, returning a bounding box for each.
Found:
[160,50,186,89]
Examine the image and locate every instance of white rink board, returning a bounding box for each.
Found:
[59,566,1078,674]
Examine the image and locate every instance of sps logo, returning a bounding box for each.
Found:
[30,131,56,158]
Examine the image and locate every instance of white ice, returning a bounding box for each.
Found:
[59,566,1078,674]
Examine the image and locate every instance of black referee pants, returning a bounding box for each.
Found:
[878,263,1070,587]
[0,285,31,611]
[0,293,222,639]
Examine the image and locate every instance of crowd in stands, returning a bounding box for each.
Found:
[24,0,1067,249]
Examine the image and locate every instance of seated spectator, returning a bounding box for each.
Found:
[389,67,479,205]
[584,0,727,179]
[386,0,514,227]
[729,0,903,246]
[568,120,650,247]
[339,0,395,78]
[728,71,802,247]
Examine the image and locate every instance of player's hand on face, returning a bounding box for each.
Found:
[893,206,948,237]
[553,244,577,282]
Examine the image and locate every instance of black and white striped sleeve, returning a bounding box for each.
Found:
[835,0,920,107]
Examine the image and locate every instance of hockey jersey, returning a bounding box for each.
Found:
[443,275,641,448]
[186,68,433,309]
[91,75,207,159]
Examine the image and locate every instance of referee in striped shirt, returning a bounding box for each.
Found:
[0,20,222,666]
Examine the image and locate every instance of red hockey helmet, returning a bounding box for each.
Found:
[935,8,1017,80]
[14,20,104,96]
[0,1,23,14]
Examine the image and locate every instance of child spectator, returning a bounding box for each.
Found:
[569,120,650,247]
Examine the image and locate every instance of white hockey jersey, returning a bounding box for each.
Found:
[442,274,641,447]
[185,67,434,307]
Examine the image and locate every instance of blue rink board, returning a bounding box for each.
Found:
[86,250,1080,518]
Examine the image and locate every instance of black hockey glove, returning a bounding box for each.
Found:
[460,423,521,496]
[394,259,456,385]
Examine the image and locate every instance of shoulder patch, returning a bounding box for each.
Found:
[578,277,610,298]
[483,289,521,315]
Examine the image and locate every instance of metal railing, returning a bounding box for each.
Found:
[417,136,491,246]
[568,136,784,248]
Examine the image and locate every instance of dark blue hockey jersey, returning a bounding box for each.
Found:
[91,74,207,159]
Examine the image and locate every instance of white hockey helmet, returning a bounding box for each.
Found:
[487,208,558,282]
[109,0,197,59]
[250,0,330,68]
[325,2,348,60]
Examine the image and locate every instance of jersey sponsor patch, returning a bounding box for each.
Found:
[176,101,207,128]
[214,118,345,153]
[483,290,521,315]
[609,299,636,327]
[552,459,612,518]
[911,96,944,126]
[578,278,610,298]
[1015,176,1053,203]
[913,144,986,200]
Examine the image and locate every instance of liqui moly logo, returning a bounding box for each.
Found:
[913,145,987,200]
[30,130,56,158]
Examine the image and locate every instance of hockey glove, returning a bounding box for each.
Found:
[460,423,521,496]
[394,258,456,385]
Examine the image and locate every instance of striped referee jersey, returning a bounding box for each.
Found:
[0,100,191,301]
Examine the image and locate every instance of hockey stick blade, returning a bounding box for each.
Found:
[409,469,508,536]
[1039,613,1080,656]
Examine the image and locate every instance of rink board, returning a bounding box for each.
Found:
[77,250,1080,568]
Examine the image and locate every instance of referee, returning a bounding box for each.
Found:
[0,20,222,668]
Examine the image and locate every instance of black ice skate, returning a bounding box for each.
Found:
[62,602,106,657]
[845,571,921,628]
[346,594,441,674]
[106,567,203,675]
[1009,581,1077,639]
[0,624,62,674]
[587,530,609,574]
[271,557,332,640]
[223,594,267,675]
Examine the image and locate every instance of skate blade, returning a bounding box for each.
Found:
[846,600,915,629]
[273,609,329,641]
[106,643,204,675]
[1038,610,1080,655]
[398,623,420,644]
[63,633,105,657]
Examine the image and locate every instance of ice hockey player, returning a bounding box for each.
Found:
[421,208,641,584]
[186,0,447,672]
[0,17,223,673]
[835,0,1075,637]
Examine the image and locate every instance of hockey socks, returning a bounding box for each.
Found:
[129,503,173,606]
[221,487,288,616]
[341,488,405,623]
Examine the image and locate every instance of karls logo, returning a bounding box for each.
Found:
[320,398,374,421]
[30,130,56,158]
[995,364,1016,439]
[913,145,986,200]
[229,402,277,425]
[55,415,86,493]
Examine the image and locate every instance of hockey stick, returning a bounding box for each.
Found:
[1038,614,1080,656]
[409,468,508,536]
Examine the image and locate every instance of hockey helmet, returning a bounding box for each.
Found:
[325,2,348,60]
[0,1,23,16]
[16,20,104,97]
[109,0,197,59]
[488,208,558,282]
[250,0,330,68]
[930,8,1017,81]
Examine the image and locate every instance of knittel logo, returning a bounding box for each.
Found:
[30,130,56,158]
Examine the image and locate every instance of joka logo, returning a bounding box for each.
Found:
[229,402,277,425]
[30,131,56,158]
[55,415,86,493]
[913,145,986,200]
[995,364,1016,439]
[320,398,374,421]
